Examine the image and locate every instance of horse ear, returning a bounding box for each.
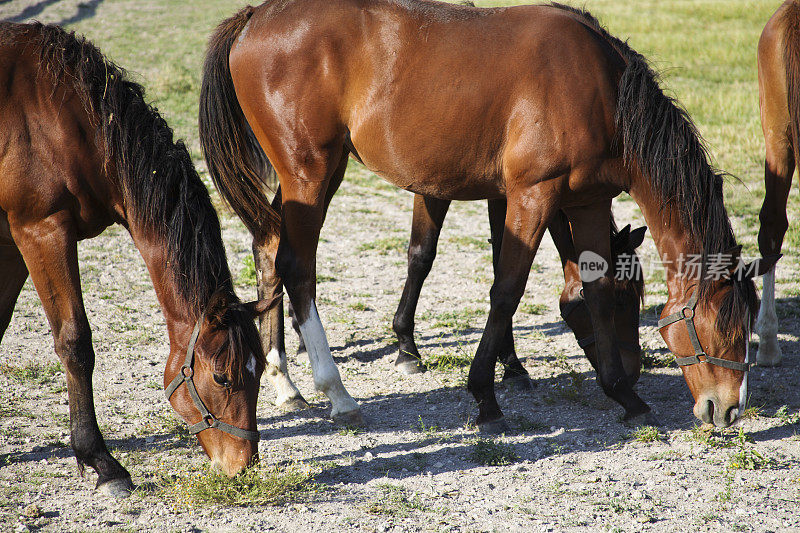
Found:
[611,225,631,253]
[628,226,647,250]
[736,254,781,280]
[243,293,283,317]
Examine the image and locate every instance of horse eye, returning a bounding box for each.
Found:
[213,373,231,388]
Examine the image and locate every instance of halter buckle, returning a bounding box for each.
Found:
[681,306,694,319]
[182,366,194,379]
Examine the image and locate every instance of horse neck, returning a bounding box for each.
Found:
[127,225,197,347]
[629,177,697,303]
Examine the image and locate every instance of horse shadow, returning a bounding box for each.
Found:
[1,0,104,24]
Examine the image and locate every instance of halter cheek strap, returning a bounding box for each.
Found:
[657,290,751,372]
[165,314,260,442]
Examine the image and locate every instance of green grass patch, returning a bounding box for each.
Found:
[629,425,663,443]
[424,347,472,371]
[348,302,370,311]
[431,307,483,330]
[641,349,674,369]
[520,303,548,315]
[161,463,317,507]
[366,484,428,517]
[469,438,519,466]
[237,255,257,286]
[727,429,776,471]
[357,237,408,254]
[0,361,62,386]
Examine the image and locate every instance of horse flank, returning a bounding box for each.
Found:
[3,23,263,378]
[549,3,757,345]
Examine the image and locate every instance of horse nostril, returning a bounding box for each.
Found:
[705,400,715,423]
[725,406,739,426]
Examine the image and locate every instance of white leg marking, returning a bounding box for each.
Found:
[756,268,782,366]
[298,302,359,417]
[264,347,303,406]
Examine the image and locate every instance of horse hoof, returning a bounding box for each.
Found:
[278,396,310,412]
[97,477,134,499]
[333,409,366,428]
[624,411,661,428]
[395,359,426,375]
[296,345,307,355]
[502,375,534,392]
[756,341,782,367]
[478,418,510,434]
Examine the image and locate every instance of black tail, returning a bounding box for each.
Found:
[199,6,278,236]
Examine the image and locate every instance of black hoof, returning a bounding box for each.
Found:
[478,418,510,435]
[278,396,311,412]
[296,345,307,355]
[395,359,426,375]
[502,374,534,392]
[97,477,134,499]
[623,411,661,428]
[332,409,366,428]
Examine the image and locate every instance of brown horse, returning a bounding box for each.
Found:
[0,23,271,496]
[257,201,645,412]
[200,1,773,430]
[756,1,798,367]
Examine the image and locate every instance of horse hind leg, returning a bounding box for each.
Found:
[486,198,534,392]
[252,205,309,412]
[11,216,132,497]
[0,245,28,342]
[391,195,451,375]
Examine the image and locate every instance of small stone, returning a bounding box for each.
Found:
[22,504,42,519]
[363,452,374,462]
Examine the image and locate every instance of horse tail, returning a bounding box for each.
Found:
[199,6,278,236]
[781,1,800,170]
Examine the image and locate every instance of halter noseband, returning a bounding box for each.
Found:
[560,289,642,354]
[165,312,260,442]
[657,290,751,372]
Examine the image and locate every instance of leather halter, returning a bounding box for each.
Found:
[560,289,642,354]
[165,313,260,442]
[657,290,751,372]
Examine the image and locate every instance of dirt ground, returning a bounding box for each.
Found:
[2,1,800,532]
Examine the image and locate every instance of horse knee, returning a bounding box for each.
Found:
[407,243,436,276]
[758,207,788,255]
[54,323,93,373]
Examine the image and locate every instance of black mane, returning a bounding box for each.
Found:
[550,3,757,344]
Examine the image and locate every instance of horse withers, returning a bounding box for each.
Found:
[201,0,774,430]
[0,23,271,496]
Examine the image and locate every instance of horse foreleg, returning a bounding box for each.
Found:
[565,202,652,423]
[392,195,450,374]
[252,193,309,411]
[11,215,132,497]
[0,244,28,342]
[276,155,361,425]
[756,145,793,367]
[468,190,556,433]
[486,198,534,391]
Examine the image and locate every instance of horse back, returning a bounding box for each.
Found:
[232,0,624,199]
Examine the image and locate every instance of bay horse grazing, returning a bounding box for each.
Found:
[756,1,798,367]
[0,23,273,496]
[200,0,775,430]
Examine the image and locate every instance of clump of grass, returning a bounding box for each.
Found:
[448,235,486,248]
[432,307,483,330]
[425,347,472,371]
[357,237,408,254]
[469,438,519,466]
[641,349,673,369]
[237,255,257,285]
[630,426,663,443]
[520,303,548,315]
[348,301,370,311]
[162,463,317,507]
[684,424,734,449]
[0,361,62,385]
[727,429,775,471]
[773,405,799,426]
[367,484,428,517]
[317,273,337,283]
